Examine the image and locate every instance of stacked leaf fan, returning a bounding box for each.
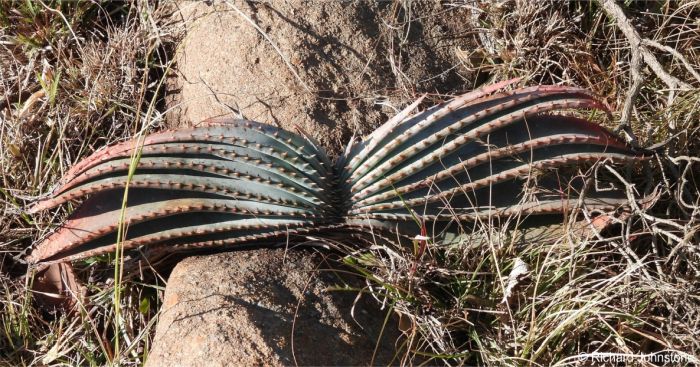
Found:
[26,79,648,266]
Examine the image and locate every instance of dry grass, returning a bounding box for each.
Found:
[0,1,178,365]
[0,0,698,366]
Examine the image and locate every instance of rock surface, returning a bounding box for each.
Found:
[149,2,475,365]
[145,249,402,367]
[166,0,474,154]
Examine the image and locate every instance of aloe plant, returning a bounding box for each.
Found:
[26,79,649,265]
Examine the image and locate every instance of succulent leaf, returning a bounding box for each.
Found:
[27,83,649,265]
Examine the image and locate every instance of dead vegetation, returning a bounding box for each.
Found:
[1,1,177,365]
[0,0,698,366]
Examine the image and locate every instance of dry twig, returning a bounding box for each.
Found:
[597,0,691,92]
[596,0,695,136]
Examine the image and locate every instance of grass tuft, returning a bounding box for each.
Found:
[0,1,178,365]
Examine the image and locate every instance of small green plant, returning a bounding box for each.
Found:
[26,80,646,266]
[2,1,698,366]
